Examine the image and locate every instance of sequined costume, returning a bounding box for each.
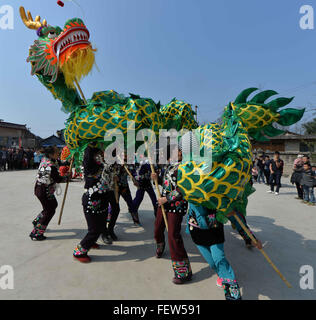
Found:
[154,161,191,284]
[73,146,119,261]
[30,156,65,240]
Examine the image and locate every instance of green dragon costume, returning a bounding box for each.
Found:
[20,7,305,222]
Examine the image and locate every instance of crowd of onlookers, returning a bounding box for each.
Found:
[0,147,43,171]
[252,151,284,195]
[290,155,316,206]
[252,152,316,206]
[2,146,316,206]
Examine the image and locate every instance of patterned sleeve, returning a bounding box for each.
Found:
[165,167,184,202]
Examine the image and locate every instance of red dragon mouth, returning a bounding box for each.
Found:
[53,25,90,57]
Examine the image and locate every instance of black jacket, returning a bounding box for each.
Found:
[291,165,304,184]
[301,169,316,187]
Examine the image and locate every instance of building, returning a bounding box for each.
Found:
[0,120,41,148]
[40,135,66,148]
[252,131,316,175]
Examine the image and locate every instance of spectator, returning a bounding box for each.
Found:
[301,162,316,206]
[8,149,13,171]
[252,162,258,182]
[33,149,42,169]
[0,147,8,171]
[263,155,271,185]
[267,151,284,195]
[291,155,304,200]
[256,156,265,184]
[303,155,310,165]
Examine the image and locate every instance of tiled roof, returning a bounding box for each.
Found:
[0,121,27,130]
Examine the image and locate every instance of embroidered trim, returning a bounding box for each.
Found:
[73,244,88,256]
[172,259,191,279]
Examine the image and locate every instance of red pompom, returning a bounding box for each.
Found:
[57,1,64,7]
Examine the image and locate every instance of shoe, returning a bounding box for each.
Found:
[216,277,223,288]
[101,233,113,245]
[109,230,118,241]
[274,192,279,195]
[244,238,253,249]
[267,190,273,193]
[223,283,242,300]
[308,202,316,206]
[91,243,100,249]
[29,233,47,241]
[131,212,141,226]
[156,243,165,259]
[73,254,91,263]
[172,272,193,285]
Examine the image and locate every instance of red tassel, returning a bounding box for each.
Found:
[57,1,64,7]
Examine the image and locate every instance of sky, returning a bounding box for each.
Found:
[0,0,316,138]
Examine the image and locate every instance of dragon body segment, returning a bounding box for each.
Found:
[21,7,305,220]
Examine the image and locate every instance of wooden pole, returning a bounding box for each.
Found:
[58,157,74,225]
[58,78,87,225]
[233,213,292,288]
[143,135,168,231]
[117,154,139,189]
[74,78,87,104]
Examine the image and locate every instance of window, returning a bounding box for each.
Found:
[300,142,315,152]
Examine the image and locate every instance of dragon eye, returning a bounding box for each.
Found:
[48,31,57,39]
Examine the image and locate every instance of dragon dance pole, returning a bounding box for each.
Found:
[233,213,292,288]
[58,157,74,225]
[143,136,169,232]
[58,79,88,225]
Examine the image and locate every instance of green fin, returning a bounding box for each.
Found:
[129,93,141,100]
[249,130,269,142]
[234,88,258,104]
[263,125,284,137]
[249,90,278,104]
[277,108,305,126]
[266,97,294,112]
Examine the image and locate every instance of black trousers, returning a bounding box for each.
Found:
[81,190,119,250]
[295,182,304,199]
[264,170,270,185]
[35,184,58,226]
[107,191,120,232]
[270,173,282,193]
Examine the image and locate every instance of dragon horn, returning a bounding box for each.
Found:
[19,6,47,30]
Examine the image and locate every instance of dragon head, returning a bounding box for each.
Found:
[20,6,95,88]
[223,88,305,141]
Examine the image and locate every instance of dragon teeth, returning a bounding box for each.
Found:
[55,29,89,54]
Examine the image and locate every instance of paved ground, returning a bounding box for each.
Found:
[0,170,315,300]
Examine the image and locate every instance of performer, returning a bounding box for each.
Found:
[132,158,158,218]
[73,144,119,263]
[30,146,67,241]
[151,146,192,285]
[108,161,141,226]
[186,204,243,300]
